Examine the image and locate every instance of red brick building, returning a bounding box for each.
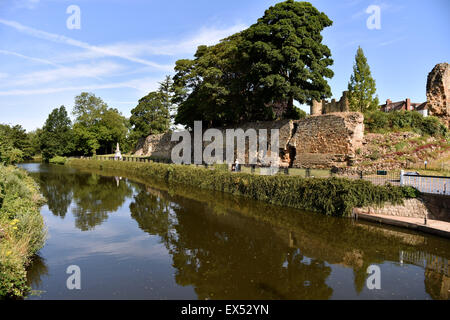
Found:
[380,98,428,116]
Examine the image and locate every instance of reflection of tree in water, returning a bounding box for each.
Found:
[32,167,75,218]
[71,174,132,231]
[130,188,333,300]
[130,188,176,244]
[30,164,133,231]
[26,255,48,289]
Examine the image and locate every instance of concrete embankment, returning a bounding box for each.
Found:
[354,195,450,239]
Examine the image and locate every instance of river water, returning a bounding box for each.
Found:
[19,163,450,300]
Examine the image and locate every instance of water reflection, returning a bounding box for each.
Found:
[29,164,132,230]
[26,255,48,289]
[21,163,450,299]
[131,187,334,299]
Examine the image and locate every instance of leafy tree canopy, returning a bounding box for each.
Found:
[0,124,34,164]
[129,91,171,147]
[72,92,128,156]
[174,0,333,128]
[40,106,73,161]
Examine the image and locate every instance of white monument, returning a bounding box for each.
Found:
[114,143,122,160]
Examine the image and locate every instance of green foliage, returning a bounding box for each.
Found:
[49,156,67,165]
[0,165,46,298]
[158,75,177,128]
[67,159,417,218]
[348,47,379,112]
[0,124,36,164]
[368,150,380,161]
[40,106,74,162]
[72,92,128,156]
[174,0,334,128]
[365,110,447,137]
[129,91,171,148]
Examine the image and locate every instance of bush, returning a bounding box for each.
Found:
[49,156,67,165]
[0,146,23,165]
[67,159,417,218]
[364,110,447,137]
[0,165,46,298]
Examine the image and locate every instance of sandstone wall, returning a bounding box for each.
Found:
[427,62,450,127]
[289,113,364,168]
[134,112,365,168]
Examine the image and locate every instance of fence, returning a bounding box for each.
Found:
[401,171,450,195]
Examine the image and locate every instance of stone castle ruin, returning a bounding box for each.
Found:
[311,91,350,116]
[134,62,448,168]
[135,112,365,169]
[426,62,450,127]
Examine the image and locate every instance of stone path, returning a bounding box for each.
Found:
[355,212,450,239]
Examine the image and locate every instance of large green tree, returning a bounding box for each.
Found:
[40,106,73,161]
[72,92,128,155]
[174,0,333,128]
[347,46,379,112]
[129,91,170,147]
[239,0,334,117]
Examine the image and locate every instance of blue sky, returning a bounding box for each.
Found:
[0,0,449,131]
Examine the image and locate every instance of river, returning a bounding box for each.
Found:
[19,163,450,300]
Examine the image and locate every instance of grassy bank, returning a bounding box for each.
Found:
[67,159,418,217]
[0,165,46,299]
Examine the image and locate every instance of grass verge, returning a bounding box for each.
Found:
[0,165,46,299]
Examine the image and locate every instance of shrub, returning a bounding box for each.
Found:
[364,110,447,137]
[49,156,67,165]
[67,159,417,218]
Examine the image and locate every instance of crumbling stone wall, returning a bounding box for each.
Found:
[289,113,364,168]
[427,62,450,127]
[134,112,365,168]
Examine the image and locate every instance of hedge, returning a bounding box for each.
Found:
[364,110,447,136]
[67,159,418,217]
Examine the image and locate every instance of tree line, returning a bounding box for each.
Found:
[1,1,386,164]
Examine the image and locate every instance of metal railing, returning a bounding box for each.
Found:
[401,170,450,195]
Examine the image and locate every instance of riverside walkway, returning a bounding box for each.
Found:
[355,212,450,239]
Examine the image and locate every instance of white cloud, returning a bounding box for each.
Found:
[0,49,70,69]
[13,0,40,10]
[0,18,173,71]
[0,77,161,96]
[51,23,248,63]
[1,61,125,87]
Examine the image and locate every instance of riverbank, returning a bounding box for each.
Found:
[0,165,46,299]
[66,159,418,217]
